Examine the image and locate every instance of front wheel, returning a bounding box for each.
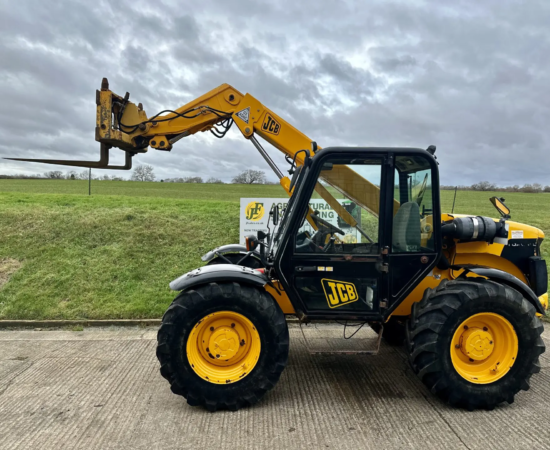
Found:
[156,282,289,411]
[407,278,545,410]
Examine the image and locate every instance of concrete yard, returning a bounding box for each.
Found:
[1,323,550,450]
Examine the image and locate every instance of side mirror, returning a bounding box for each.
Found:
[490,196,511,219]
[270,204,280,226]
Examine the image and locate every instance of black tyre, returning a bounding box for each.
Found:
[206,254,263,269]
[370,317,406,346]
[156,282,289,411]
[407,278,545,410]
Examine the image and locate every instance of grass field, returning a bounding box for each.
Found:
[0,179,284,200]
[0,179,549,320]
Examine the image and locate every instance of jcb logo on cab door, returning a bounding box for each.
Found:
[321,279,359,308]
[262,114,281,135]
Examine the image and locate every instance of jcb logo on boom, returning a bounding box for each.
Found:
[321,279,359,308]
[262,114,281,135]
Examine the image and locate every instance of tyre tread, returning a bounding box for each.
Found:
[407,278,545,409]
[156,282,289,411]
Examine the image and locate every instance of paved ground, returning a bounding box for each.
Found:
[1,324,550,450]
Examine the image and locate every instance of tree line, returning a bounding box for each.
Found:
[5,169,546,192]
[0,166,276,184]
[132,166,275,184]
[0,170,125,181]
[441,181,550,193]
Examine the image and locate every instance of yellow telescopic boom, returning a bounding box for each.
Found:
[6,78,391,217]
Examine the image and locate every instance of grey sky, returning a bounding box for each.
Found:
[1,0,549,186]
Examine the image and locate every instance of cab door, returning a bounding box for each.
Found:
[384,153,441,315]
[276,149,393,320]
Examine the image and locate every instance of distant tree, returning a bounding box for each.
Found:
[232,169,266,184]
[544,186,550,193]
[131,164,156,182]
[77,170,89,180]
[44,170,64,179]
[182,176,203,183]
[205,177,224,184]
[101,174,111,181]
[471,181,497,191]
[521,184,532,193]
[65,170,77,180]
[520,183,542,193]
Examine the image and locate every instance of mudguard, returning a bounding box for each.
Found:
[170,264,268,292]
[467,267,545,314]
[201,244,262,264]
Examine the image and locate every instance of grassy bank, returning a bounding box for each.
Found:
[0,192,241,319]
[0,180,549,319]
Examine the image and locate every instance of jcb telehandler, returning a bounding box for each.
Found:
[10,79,547,411]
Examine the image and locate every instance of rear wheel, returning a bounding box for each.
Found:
[407,278,545,410]
[157,282,289,411]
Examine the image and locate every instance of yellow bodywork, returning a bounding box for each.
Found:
[540,293,549,310]
[95,89,139,151]
[91,80,548,318]
[392,216,546,317]
[95,82,317,165]
[264,282,295,315]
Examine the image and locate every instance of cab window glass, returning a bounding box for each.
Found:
[295,157,382,254]
[393,156,434,252]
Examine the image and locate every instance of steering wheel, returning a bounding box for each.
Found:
[310,212,345,236]
[416,174,428,206]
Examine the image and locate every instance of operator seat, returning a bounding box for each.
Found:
[393,202,421,252]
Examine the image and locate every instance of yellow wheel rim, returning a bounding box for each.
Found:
[186,311,261,384]
[450,312,518,384]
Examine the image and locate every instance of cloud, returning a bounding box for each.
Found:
[0,0,549,186]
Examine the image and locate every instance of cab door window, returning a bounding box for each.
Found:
[295,157,383,254]
[393,156,434,252]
